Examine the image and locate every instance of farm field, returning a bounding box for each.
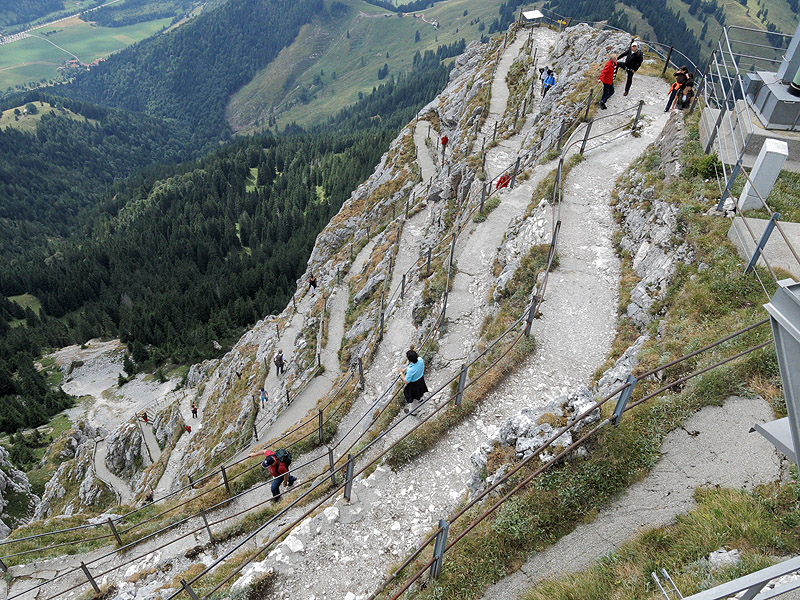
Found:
[0,15,170,91]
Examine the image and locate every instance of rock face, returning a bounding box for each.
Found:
[154,400,184,450]
[494,199,551,300]
[0,447,40,538]
[615,113,694,329]
[468,387,601,495]
[105,420,146,479]
[33,423,109,520]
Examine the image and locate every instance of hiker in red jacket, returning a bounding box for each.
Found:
[598,54,618,110]
[248,448,296,502]
[496,172,511,189]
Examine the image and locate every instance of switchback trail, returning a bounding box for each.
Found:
[251,29,679,600]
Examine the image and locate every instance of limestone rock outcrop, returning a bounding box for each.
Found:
[0,447,40,538]
[33,423,110,520]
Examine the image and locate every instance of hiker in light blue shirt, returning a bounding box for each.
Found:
[398,348,428,413]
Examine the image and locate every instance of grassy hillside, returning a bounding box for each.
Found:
[0,15,171,92]
[228,0,505,132]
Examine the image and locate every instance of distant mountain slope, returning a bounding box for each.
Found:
[0,0,66,28]
[64,0,325,140]
[0,92,197,264]
[228,0,505,132]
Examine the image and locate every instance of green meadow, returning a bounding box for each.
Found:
[0,15,170,91]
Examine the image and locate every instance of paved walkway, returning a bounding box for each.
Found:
[480,396,783,600]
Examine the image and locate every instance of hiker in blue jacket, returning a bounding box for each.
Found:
[542,69,556,97]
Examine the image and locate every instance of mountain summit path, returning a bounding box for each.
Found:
[253,32,677,600]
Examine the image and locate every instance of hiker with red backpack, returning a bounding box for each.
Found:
[248,447,295,502]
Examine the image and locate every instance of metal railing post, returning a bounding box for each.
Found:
[181,579,201,600]
[188,474,194,489]
[0,557,7,572]
[522,96,528,116]
[405,198,409,219]
[107,517,121,545]
[704,82,736,154]
[661,45,674,76]
[633,100,644,130]
[276,322,280,339]
[510,156,521,189]
[343,454,355,502]
[455,364,467,406]
[613,375,637,424]
[441,292,448,326]
[584,89,593,121]
[448,233,457,268]
[513,106,520,130]
[286,389,290,405]
[745,213,781,273]
[557,121,566,151]
[524,295,538,336]
[580,119,594,155]
[493,121,498,141]
[221,465,231,493]
[358,356,365,387]
[401,273,406,299]
[716,158,743,210]
[80,562,101,594]
[318,409,324,443]
[430,520,450,579]
[480,183,486,213]
[200,508,214,542]
[379,293,385,341]
[328,446,336,486]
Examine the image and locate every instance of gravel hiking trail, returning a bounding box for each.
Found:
[251,31,674,600]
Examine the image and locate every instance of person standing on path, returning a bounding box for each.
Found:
[274,349,286,375]
[542,69,556,97]
[539,66,550,95]
[247,448,296,502]
[308,273,317,293]
[598,54,618,110]
[665,66,690,112]
[398,348,428,413]
[616,41,643,96]
[191,403,198,418]
[260,388,268,409]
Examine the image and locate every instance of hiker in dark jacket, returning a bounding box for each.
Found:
[248,448,296,501]
[617,41,643,96]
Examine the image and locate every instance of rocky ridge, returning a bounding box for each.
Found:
[33,422,112,520]
[0,447,39,539]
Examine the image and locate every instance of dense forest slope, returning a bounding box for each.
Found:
[0,43,455,433]
[64,0,325,141]
[0,92,198,263]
